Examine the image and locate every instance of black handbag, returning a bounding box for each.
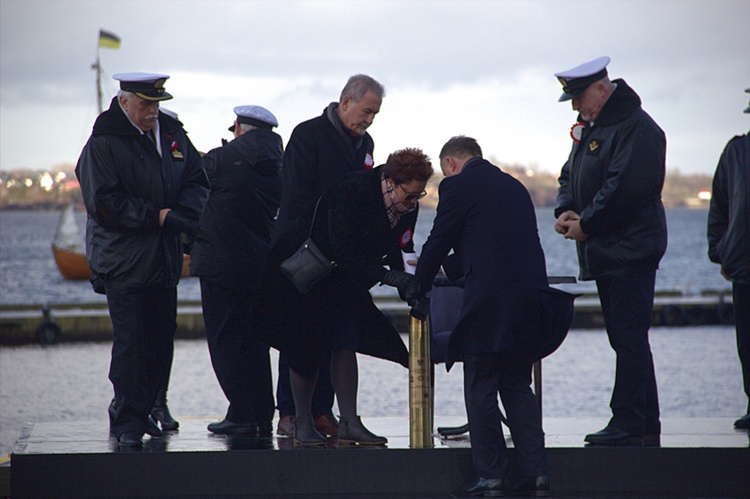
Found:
[280,197,335,294]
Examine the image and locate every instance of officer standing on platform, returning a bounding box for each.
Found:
[707,88,750,430]
[191,105,283,436]
[76,72,209,448]
[552,57,667,447]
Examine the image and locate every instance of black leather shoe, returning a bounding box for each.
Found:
[734,412,750,429]
[257,420,273,438]
[584,425,643,446]
[463,477,504,497]
[438,422,470,437]
[507,475,549,497]
[146,416,163,437]
[118,432,143,447]
[207,419,258,435]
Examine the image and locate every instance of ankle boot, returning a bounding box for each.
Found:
[294,416,327,446]
[151,389,179,431]
[338,416,387,446]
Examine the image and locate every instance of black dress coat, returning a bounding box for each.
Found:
[76,98,209,286]
[250,166,416,378]
[273,104,375,241]
[554,79,667,281]
[190,128,283,290]
[415,158,575,369]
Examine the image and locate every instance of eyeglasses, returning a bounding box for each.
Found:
[398,184,427,201]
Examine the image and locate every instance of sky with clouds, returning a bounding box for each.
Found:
[1,0,748,175]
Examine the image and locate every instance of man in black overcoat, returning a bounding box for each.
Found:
[413,136,575,497]
[273,74,385,438]
[191,105,282,435]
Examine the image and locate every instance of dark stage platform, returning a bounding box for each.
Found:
[8,416,750,497]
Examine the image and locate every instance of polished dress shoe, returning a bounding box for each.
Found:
[314,413,340,436]
[258,420,273,437]
[437,422,470,437]
[207,418,257,435]
[294,416,327,446]
[151,389,179,431]
[584,425,642,446]
[507,475,549,497]
[277,415,295,437]
[118,432,143,447]
[146,416,163,437]
[337,416,387,446]
[463,477,504,497]
[734,412,750,429]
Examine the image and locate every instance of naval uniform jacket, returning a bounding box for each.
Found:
[76,98,208,286]
[190,128,283,291]
[555,79,667,281]
[415,158,575,369]
[250,166,415,378]
[273,103,375,241]
[708,133,750,285]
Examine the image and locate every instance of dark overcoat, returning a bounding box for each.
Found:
[554,79,667,281]
[76,98,208,286]
[273,104,375,240]
[190,128,283,291]
[250,167,416,377]
[415,158,575,369]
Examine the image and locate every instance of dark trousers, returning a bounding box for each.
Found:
[463,353,547,480]
[597,270,660,436]
[734,282,750,407]
[200,280,275,424]
[277,352,335,418]
[104,282,176,438]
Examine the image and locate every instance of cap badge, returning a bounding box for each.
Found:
[589,141,599,152]
[570,122,585,143]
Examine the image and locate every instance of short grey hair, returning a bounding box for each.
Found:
[339,74,385,103]
[238,123,256,133]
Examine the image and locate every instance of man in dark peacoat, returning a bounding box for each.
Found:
[413,136,575,497]
[272,74,385,437]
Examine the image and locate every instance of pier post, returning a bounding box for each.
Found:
[408,315,433,448]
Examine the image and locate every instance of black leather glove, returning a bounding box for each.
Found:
[163,211,208,244]
[381,270,417,301]
[410,294,430,321]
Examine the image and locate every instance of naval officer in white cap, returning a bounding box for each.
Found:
[552,57,667,447]
[190,104,283,436]
[76,72,209,448]
[707,87,750,430]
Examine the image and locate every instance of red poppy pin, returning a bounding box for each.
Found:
[399,228,413,248]
[364,152,374,169]
[570,122,585,143]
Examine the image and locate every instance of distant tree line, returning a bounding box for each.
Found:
[0,162,713,211]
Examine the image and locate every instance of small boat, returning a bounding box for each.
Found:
[52,204,91,280]
[51,204,192,280]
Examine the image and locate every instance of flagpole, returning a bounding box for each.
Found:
[91,47,102,114]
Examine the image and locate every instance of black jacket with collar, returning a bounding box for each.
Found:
[273,104,375,241]
[555,79,668,281]
[75,97,208,286]
[190,128,283,290]
[707,133,750,284]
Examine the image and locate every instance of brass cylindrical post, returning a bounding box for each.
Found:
[409,315,433,448]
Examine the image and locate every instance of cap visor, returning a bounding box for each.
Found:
[558,92,575,102]
[228,124,236,132]
[135,91,173,102]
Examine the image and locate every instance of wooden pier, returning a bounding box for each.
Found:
[0,289,736,346]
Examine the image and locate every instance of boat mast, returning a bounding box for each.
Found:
[92,54,103,115]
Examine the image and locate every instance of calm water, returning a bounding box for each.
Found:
[0,208,744,457]
[0,208,733,305]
